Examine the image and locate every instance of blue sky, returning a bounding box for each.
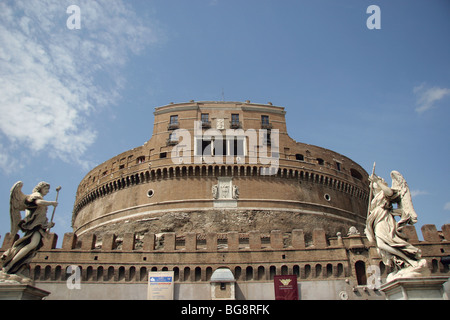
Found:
[0,0,449,244]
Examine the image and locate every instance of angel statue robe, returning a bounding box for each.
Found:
[365,187,421,268]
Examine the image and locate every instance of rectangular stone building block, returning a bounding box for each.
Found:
[402,225,419,243]
[227,231,239,251]
[422,224,440,242]
[122,233,136,251]
[206,233,217,251]
[1,233,18,250]
[142,233,155,251]
[62,233,77,250]
[164,233,176,251]
[81,234,96,250]
[270,230,283,249]
[249,231,261,250]
[313,229,327,248]
[185,232,197,251]
[102,234,117,250]
[42,233,58,250]
[441,224,450,241]
[292,229,305,249]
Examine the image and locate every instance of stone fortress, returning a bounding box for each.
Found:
[1,101,449,299]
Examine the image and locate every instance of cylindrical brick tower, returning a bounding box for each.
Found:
[72,101,369,241]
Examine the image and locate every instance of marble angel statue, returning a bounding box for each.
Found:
[365,170,429,282]
[1,181,58,276]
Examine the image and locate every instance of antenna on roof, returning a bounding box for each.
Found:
[221,88,225,101]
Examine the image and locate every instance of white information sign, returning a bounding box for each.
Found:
[147,271,174,300]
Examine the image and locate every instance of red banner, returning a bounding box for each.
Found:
[274,275,299,300]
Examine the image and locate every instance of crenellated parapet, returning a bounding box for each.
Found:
[1,224,448,285]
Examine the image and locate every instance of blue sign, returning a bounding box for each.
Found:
[150,276,173,283]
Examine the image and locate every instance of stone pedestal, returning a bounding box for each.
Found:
[0,283,50,300]
[380,276,449,300]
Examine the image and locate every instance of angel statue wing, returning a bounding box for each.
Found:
[390,171,418,228]
[9,181,28,236]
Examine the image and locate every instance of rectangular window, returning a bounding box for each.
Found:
[261,115,272,129]
[196,138,212,156]
[168,115,179,130]
[136,156,145,164]
[263,130,271,145]
[201,113,211,128]
[195,137,245,158]
[215,139,226,156]
[230,114,240,128]
[167,132,179,145]
[170,115,178,124]
[169,132,178,141]
[230,137,244,156]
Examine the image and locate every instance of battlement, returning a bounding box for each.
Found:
[2,224,449,253]
[1,224,449,298]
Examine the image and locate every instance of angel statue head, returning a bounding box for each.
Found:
[371,176,387,193]
[32,181,50,195]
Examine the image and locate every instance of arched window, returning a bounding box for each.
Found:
[351,169,363,180]
[337,263,344,277]
[183,267,191,281]
[234,266,242,281]
[195,267,202,281]
[269,266,276,280]
[173,267,179,282]
[293,265,300,278]
[97,266,104,281]
[246,266,253,281]
[86,266,93,281]
[206,267,212,281]
[107,266,114,281]
[118,266,125,281]
[315,264,322,278]
[257,266,265,280]
[129,267,136,282]
[355,261,367,285]
[304,264,311,279]
[55,265,62,280]
[326,264,333,278]
[281,265,288,275]
[44,265,52,280]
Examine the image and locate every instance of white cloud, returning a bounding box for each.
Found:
[413,83,450,113]
[410,190,429,197]
[0,0,158,171]
[444,202,450,211]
